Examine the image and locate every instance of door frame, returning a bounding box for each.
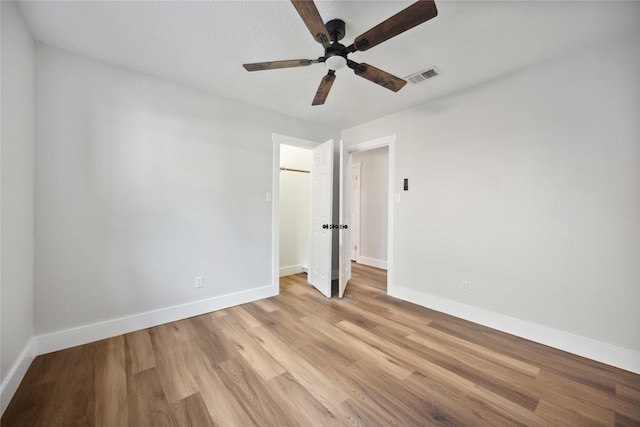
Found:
[344,135,396,294]
[271,133,319,294]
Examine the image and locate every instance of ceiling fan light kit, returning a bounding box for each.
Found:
[325,55,347,71]
[243,0,438,105]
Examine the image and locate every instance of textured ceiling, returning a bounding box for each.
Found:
[17,0,640,129]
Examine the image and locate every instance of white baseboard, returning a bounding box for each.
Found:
[36,285,277,356]
[279,264,304,277]
[1,338,36,415]
[389,285,640,375]
[2,285,277,416]
[357,256,388,270]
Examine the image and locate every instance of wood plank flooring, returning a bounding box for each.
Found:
[3,263,639,426]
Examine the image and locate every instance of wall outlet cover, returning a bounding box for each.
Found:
[460,280,469,293]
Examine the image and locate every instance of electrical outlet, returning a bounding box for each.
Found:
[195,276,204,288]
[460,280,469,293]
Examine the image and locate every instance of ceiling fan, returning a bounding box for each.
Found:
[243,0,438,106]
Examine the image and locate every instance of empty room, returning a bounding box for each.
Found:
[2,0,639,425]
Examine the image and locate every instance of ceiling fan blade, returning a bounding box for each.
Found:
[352,0,437,52]
[243,59,319,72]
[312,71,336,105]
[290,0,331,48]
[348,60,407,92]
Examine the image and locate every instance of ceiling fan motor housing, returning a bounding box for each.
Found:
[324,44,347,70]
[324,19,347,70]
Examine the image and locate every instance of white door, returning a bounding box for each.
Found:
[338,140,352,298]
[350,163,361,261]
[308,139,334,297]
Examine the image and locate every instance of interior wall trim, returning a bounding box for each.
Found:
[390,285,640,375]
[279,264,305,277]
[356,257,388,270]
[0,338,36,415]
[35,285,276,357]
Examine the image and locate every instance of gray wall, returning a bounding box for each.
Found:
[34,45,338,335]
[1,0,35,398]
[342,33,640,354]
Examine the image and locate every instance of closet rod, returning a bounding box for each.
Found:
[280,167,310,174]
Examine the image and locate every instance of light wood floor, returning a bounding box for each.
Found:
[3,263,639,426]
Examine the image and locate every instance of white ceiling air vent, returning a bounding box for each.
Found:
[406,66,441,84]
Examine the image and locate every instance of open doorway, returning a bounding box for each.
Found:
[351,146,389,277]
[279,144,312,277]
[271,133,335,298]
[340,135,395,297]
[270,134,317,294]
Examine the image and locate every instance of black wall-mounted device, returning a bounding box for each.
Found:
[404,178,409,191]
